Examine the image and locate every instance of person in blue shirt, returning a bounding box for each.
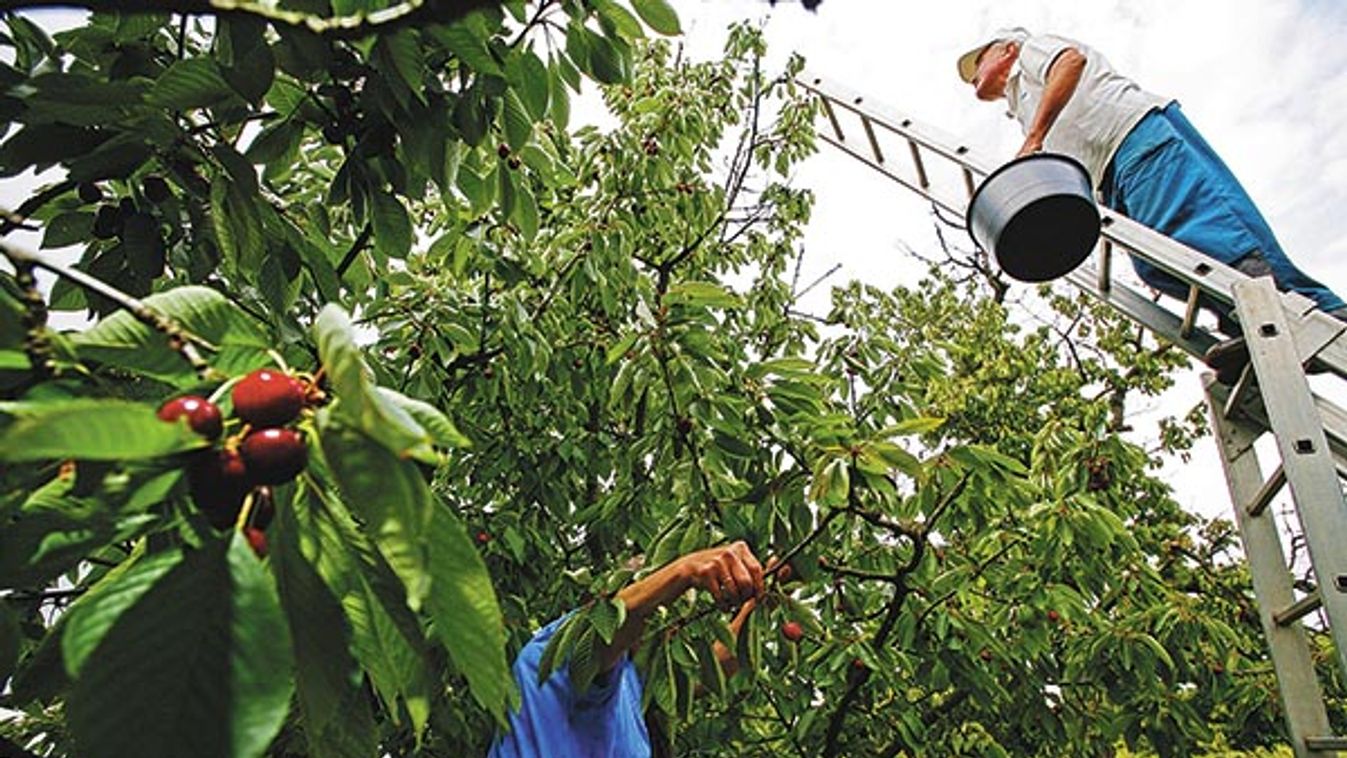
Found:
[488,541,771,758]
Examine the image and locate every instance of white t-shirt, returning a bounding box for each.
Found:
[1006,33,1170,188]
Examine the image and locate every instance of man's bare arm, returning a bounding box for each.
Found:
[1018,47,1086,156]
[599,541,764,672]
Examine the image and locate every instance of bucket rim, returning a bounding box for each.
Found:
[964,152,1093,234]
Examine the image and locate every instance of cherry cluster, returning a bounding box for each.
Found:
[157,369,317,555]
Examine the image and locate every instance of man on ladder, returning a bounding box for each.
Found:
[957,28,1347,382]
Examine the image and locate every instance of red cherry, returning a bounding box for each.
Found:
[781,621,803,642]
[240,428,308,485]
[188,449,249,530]
[979,649,993,662]
[476,531,491,545]
[851,657,866,670]
[244,526,268,558]
[1047,609,1061,622]
[157,395,223,439]
[231,370,304,427]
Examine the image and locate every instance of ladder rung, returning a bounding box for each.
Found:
[961,166,975,198]
[905,139,928,189]
[1305,736,1347,751]
[1275,592,1322,627]
[1180,284,1201,338]
[820,96,845,141]
[1096,240,1112,293]
[1222,363,1258,420]
[1246,465,1286,517]
[860,116,884,164]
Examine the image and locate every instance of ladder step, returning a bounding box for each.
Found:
[1274,592,1322,627]
[1305,735,1347,751]
[1246,465,1286,518]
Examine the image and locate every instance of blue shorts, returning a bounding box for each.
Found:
[1101,103,1344,325]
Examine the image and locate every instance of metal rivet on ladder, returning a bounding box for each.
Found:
[812,78,822,85]
[956,146,968,154]
[853,97,863,104]
[1336,575,1347,592]
[1295,439,1315,454]
[901,119,911,127]
[1260,323,1279,337]
[1194,262,1212,275]
[1100,216,1113,226]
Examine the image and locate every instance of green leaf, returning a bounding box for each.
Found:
[66,536,294,758]
[424,502,513,723]
[631,0,682,36]
[148,57,235,110]
[606,333,639,365]
[594,0,646,40]
[664,281,742,309]
[510,50,550,120]
[313,305,434,461]
[41,211,93,249]
[217,17,275,105]
[882,417,946,436]
[61,547,183,677]
[0,400,206,462]
[320,423,432,611]
[583,29,627,85]
[371,190,413,260]
[378,29,426,105]
[298,489,433,734]
[272,491,378,758]
[375,387,471,449]
[515,182,540,241]
[430,23,502,77]
[502,89,532,151]
[244,119,302,165]
[70,285,270,386]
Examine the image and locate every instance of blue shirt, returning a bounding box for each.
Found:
[488,616,650,758]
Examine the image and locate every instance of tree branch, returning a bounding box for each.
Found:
[0,0,507,39]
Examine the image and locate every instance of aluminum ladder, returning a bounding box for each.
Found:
[797,69,1347,756]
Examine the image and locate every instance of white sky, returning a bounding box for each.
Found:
[6,1,1347,528]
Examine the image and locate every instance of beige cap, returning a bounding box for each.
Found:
[957,27,1029,83]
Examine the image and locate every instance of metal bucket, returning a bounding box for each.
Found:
[965,153,1100,283]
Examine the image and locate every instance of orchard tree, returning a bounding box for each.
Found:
[0,3,1335,758]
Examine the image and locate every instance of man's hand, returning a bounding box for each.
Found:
[677,541,764,610]
[600,541,765,671]
[1016,136,1045,157]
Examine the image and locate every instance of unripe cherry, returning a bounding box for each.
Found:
[231,369,304,427]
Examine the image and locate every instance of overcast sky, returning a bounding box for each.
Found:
[6,0,1346,525]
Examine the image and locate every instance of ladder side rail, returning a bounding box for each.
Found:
[1203,377,1336,758]
[1235,278,1347,680]
[814,131,966,217]
[798,70,998,177]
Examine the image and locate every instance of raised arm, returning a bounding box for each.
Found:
[599,541,764,672]
[1018,46,1086,156]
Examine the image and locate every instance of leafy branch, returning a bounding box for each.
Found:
[0,0,506,39]
[0,240,215,378]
